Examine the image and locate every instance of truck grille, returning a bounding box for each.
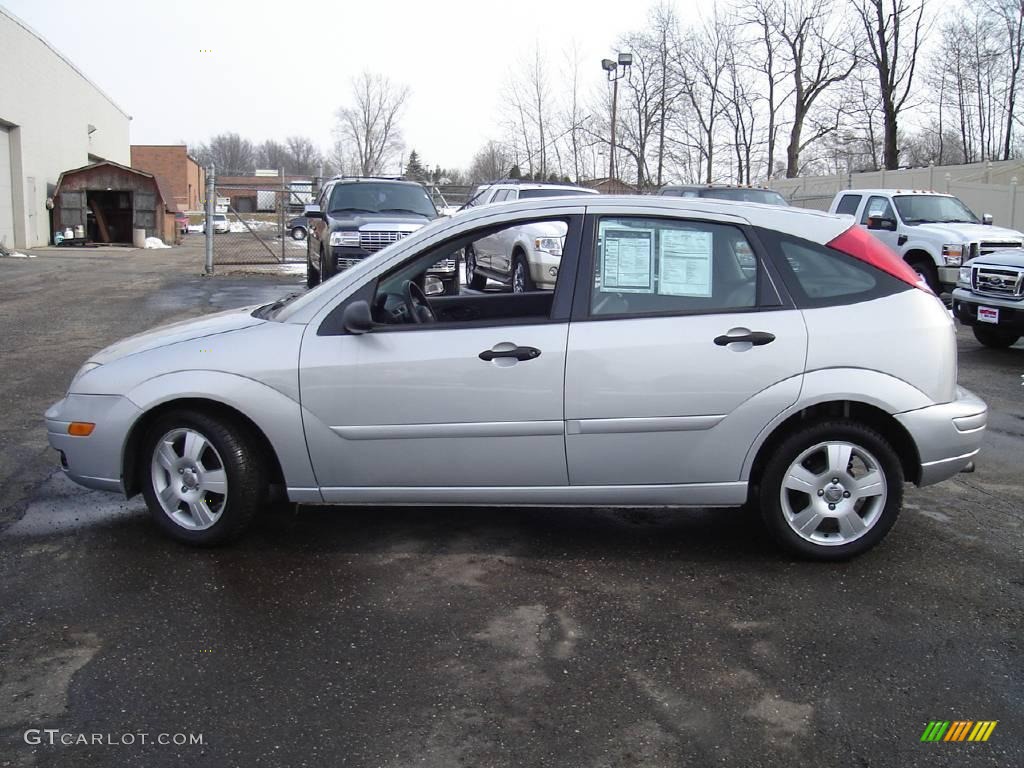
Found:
[972,265,1024,298]
[429,258,457,273]
[336,256,365,271]
[980,240,1023,255]
[360,231,412,252]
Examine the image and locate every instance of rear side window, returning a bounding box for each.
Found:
[835,194,861,216]
[757,228,908,307]
[590,217,760,317]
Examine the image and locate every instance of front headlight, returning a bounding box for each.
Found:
[941,243,964,265]
[958,266,972,286]
[534,237,563,255]
[70,362,101,389]
[330,231,360,247]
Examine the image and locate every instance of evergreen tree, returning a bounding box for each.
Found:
[404,150,427,181]
[508,164,522,180]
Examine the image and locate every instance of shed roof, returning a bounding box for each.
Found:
[56,160,178,212]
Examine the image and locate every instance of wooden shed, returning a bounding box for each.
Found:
[53,160,178,245]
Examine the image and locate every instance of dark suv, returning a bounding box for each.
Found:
[304,177,457,292]
[657,184,789,206]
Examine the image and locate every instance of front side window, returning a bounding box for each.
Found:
[518,188,593,199]
[860,196,895,225]
[835,194,861,216]
[590,217,758,317]
[328,183,436,218]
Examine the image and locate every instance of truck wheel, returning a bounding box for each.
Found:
[906,256,941,294]
[465,245,487,290]
[306,257,320,288]
[972,326,1019,348]
[758,420,903,561]
[512,252,535,293]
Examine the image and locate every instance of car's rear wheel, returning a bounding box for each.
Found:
[758,420,903,560]
[972,325,1019,348]
[465,245,487,290]
[141,411,266,546]
[512,252,534,293]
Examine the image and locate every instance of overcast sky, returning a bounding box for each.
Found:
[4,0,719,170]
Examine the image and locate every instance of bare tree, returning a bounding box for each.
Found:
[989,0,1024,159]
[335,72,410,176]
[284,136,324,175]
[254,140,289,171]
[192,133,255,175]
[852,0,930,169]
[739,0,792,180]
[505,45,553,178]
[467,141,512,183]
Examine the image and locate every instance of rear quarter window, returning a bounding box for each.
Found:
[834,194,861,216]
[755,228,910,308]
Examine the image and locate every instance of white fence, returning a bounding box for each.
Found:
[769,160,1024,228]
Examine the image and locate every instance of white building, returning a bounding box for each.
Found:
[0,6,130,249]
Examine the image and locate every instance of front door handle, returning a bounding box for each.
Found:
[714,331,776,347]
[479,345,541,362]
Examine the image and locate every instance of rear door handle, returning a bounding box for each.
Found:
[714,331,776,347]
[479,345,541,362]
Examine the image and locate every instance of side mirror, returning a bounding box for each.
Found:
[866,216,896,232]
[982,213,993,225]
[304,205,325,220]
[342,300,378,335]
[424,275,445,296]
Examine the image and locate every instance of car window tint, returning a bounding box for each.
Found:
[775,235,877,299]
[590,217,758,317]
[860,196,895,224]
[835,194,861,216]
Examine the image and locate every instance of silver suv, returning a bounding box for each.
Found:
[46,196,986,559]
[461,181,599,291]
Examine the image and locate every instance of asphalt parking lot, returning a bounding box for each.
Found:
[0,245,1021,767]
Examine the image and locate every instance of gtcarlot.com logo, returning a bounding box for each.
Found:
[24,729,204,746]
[920,720,998,743]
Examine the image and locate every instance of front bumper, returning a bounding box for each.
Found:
[895,386,987,486]
[951,288,1024,331]
[45,394,141,494]
[938,266,960,289]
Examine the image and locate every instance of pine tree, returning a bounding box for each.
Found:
[508,164,522,180]
[404,150,427,181]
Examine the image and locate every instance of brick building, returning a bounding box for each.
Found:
[130,145,205,212]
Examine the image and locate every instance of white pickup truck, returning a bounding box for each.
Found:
[827,189,1023,293]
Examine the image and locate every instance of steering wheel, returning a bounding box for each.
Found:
[402,280,435,324]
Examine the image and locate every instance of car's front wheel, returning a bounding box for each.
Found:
[141,411,266,546]
[758,420,903,560]
[512,252,535,293]
[972,325,1019,348]
[306,255,320,288]
[465,245,487,290]
[291,226,306,240]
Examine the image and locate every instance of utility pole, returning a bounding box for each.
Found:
[602,53,632,183]
[204,165,215,275]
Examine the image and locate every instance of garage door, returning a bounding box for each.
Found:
[0,126,14,249]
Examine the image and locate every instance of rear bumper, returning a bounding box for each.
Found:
[895,386,987,486]
[45,394,140,495]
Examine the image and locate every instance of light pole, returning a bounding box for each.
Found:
[602,52,632,183]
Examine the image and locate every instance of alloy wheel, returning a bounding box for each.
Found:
[779,440,887,546]
[513,261,526,293]
[150,427,228,531]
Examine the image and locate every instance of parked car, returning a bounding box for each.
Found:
[827,189,1024,294]
[304,177,458,295]
[174,212,189,235]
[201,213,230,234]
[952,247,1024,348]
[459,181,599,291]
[46,196,986,559]
[658,184,789,206]
[286,216,308,240]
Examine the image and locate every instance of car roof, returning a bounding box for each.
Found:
[327,177,424,187]
[662,184,779,192]
[836,189,954,197]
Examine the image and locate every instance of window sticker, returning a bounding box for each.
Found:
[601,227,654,293]
[658,229,713,297]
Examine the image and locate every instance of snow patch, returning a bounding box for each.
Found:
[144,237,171,249]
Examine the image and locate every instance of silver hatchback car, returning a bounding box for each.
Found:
[46,197,987,559]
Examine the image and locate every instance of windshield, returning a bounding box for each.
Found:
[518,188,595,199]
[893,195,978,224]
[328,183,437,218]
[700,188,788,206]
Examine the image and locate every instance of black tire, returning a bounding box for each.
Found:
[306,256,320,288]
[512,252,535,293]
[465,245,487,290]
[758,420,903,561]
[906,256,941,294]
[140,410,267,546]
[972,325,1020,348]
[319,251,333,282]
[442,277,460,296]
[291,226,306,240]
